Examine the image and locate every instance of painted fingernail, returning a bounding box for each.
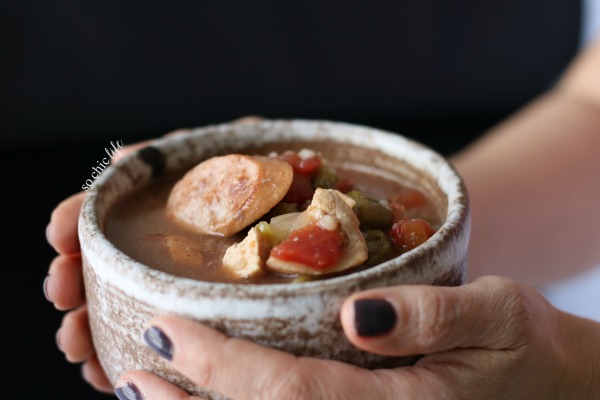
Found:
[354,299,397,337]
[115,381,144,400]
[43,275,52,302]
[138,146,166,178]
[144,326,173,361]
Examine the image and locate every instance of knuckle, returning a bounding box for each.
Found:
[263,365,314,400]
[191,352,217,389]
[413,289,455,350]
[497,280,532,320]
[483,276,540,343]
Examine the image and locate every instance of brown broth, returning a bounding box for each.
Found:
[105,163,441,284]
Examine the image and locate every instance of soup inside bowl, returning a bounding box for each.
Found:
[79,120,470,399]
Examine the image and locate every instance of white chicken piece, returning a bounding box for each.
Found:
[145,234,204,268]
[222,226,270,278]
[266,189,368,275]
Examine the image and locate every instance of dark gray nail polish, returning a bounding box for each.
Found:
[354,299,397,337]
[144,326,173,361]
[138,146,166,178]
[115,382,144,400]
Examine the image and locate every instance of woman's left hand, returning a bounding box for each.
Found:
[115,276,600,399]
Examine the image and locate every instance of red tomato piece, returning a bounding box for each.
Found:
[388,189,428,222]
[283,173,315,204]
[296,156,321,175]
[388,219,435,252]
[278,152,302,168]
[413,218,435,237]
[334,177,354,193]
[278,152,322,175]
[389,203,407,222]
[389,189,427,209]
[270,224,343,270]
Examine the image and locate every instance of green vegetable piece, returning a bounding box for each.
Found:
[292,275,315,283]
[362,230,395,267]
[311,166,340,189]
[347,191,393,230]
[256,219,292,247]
[255,221,272,241]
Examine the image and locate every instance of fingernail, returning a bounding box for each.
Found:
[55,328,62,352]
[46,223,51,244]
[43,275,52,302]
[81,361,91,383]
[115,382,144,400]
[354,299,397,337]
[144,326,173,361]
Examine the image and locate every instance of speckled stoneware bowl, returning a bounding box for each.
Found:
[79,119,470,399]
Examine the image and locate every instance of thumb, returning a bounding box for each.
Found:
[341,276,549,356]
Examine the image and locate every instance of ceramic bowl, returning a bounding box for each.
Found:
[79,119,470,399]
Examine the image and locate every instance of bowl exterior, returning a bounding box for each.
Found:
[79,120,470,399]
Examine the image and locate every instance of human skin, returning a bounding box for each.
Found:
[45,39,600,399]
[113,278,599,399]
[451,37,600,284]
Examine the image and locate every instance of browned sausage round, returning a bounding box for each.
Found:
[167,154,293,236]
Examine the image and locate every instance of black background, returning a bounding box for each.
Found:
[2,1,580,398]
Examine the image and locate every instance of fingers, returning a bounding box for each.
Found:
[116,370,205,400]
[47,121,251,255]
[82,355,114,394]
[232,115,264,125]
[136,316,379,400]
[45,254,85,310]
[111,140,156,163]
[58,305,94,363]
[47,192,86,255]
[341,276,546,356]
[110,131,190,163]
[46,128,193,256]
[164,128,193,137]
[46,122,248,255]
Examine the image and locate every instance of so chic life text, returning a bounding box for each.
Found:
[82,140,124,191]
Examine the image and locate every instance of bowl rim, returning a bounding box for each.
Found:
[79,119,470,297]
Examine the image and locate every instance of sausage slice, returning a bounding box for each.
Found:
[167,154,293,236]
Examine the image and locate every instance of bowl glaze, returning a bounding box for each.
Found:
[79,120,470,399]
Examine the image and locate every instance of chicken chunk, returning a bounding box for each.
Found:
[266,189,368,275]
[222,226,270,278]
[145,234,204,268]
[167,154,293,237]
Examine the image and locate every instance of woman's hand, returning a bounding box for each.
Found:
[44,119,263,392]
[45,115,600,399]
[46,189,114,393]
[45,133,178,392]
[115,276,600,399]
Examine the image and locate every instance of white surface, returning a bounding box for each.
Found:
[542,264,600,322]
[582,0,600,45]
